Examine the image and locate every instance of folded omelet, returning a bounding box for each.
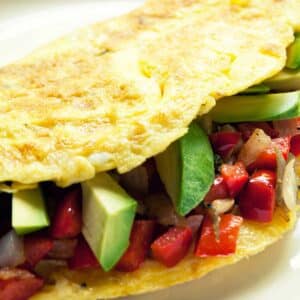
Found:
[1,0,300,299]
[0,0,299,188]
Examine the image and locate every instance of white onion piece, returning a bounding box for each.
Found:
[211,199,235,215]
[48,239,77,259]
[0,230,25,268]
[120,165,149,195]
[238,129,271,166]
[282,157,298,210]
[185,215,203,235]
[273,119,299,137]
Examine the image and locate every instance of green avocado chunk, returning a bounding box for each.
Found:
[209,91,300,123]
[286,33,300,70]
[265,68,300,92]
[81,172,137,271]
[155,122,214,216]
[12,188,49,235]
[240,84,270,95]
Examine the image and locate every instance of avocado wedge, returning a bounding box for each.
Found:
[155,122,214,216]
[286,33,300,69]
[209,91,300,123]
[82,172,137,271]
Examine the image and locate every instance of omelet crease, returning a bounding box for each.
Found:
[0,0,299,186]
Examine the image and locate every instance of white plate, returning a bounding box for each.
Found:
[1,1,300,299]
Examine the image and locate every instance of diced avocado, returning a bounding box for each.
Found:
[155,122,214,216]
[240,84,270,95]
[12,188,49,235]
[81,172,137,271]
[265,68,300,92]
[286,33,300,69]
[209,91,300,123]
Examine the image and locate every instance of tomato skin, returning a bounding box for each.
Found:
[220,162,249,197]
[68,235,100,270]
[210,131,241,159]
[204,176,229,203]
[238,170,276,223]
[116,220,156,272]
[24,236,54,268]
[247,137,290,172]
[237,122,278,141]
[151,227,193,267]
[50,187,82,239]
[0,269,44,300]
[290,134,300,156]
[195,214,243,257]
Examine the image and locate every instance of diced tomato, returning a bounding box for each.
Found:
[237,122,279,141]
[220,162,249,197]
[247,137,290,172]
[68,235,100,270]
[290,134,300,156]
[209,131,241,159]
[151,226,192,267]
[116,220,156,272]
[195,214,243,257]
[204,176,229,203]
[24,235,53,268]
[0,268,44,300]
[50,187,82,239]
[238,170,276,222]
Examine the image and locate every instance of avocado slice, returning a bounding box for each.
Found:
[265,68,300,92]
[286,33,300,70]
[155,122,214,216]
[209,91,300,123]
[240,83,270,95]
[12,188,49,235]
[81,172,137,271]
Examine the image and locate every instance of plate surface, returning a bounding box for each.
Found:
[0,1,300,299]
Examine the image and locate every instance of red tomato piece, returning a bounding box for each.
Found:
[237,122,279,141]
[238,170,276,222]
[24,236,54,268]
[204,176,229,203]
[247,137,290,172]
[151,226,193,267]
[116,220,156,272]
[220,162,249,197]
[290,134,300,157]
[0,268,44,300]
[50,187,82,239]
[195,214,243,257]
[210,131,241,159]
[68,235,100,270]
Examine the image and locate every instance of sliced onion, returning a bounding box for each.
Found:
[273,119,300,137]
[184,215,203,235]
[211,199,235,215]
[48,239,77,259]
[144,193,184,226]
[238,128,271,166]
[0,230,25,268]
[282,156,298,210]
[120,165,149,195]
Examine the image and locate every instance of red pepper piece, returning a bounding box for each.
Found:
[0,268,44,300]
[195,214,243,257]
[50,187,82,239]
[237,122,279,141]
[220,162,249,197]
[24,236,54,268]
[116,220,156,272]
[151,226,193,268]
[247,137,290,172]
[210,131,241,159]
[238,170,276,222]
[290,134,300,156]
[68,235,100,270]
[204,176,229,203]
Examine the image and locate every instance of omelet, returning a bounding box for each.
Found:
[0,0,299,187]
[31,208,296,300]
